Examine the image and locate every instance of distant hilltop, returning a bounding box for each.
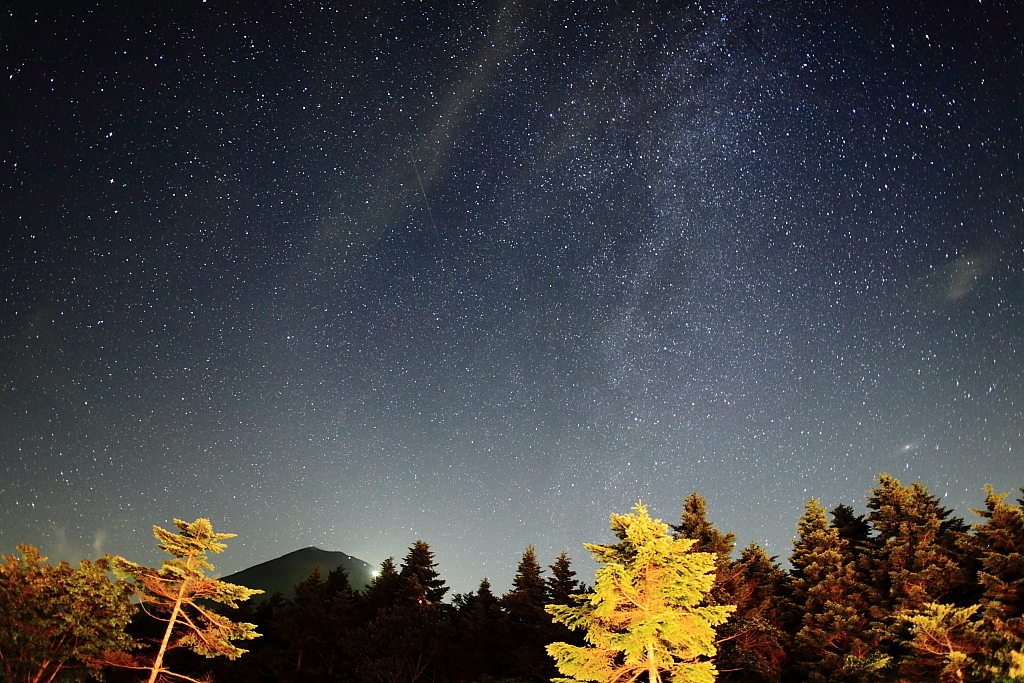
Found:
[221,546,375,603]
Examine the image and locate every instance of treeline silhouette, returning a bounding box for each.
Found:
[106,473,1024,682]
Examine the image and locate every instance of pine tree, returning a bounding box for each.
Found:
[830,504,871,559]
[546,502,734,683]
[789,499,880,682]
[972,485,1024,680]
[672,493,770,682]
[0,545,136,683]
[353,543,453,683]
[399,541,448,605]
[548,552,584,607]
[269,566,358,683]
[503,545,555,682]
[866,474,970,614]
[113,518,262,683]
[453,579,513,682]
[504,545,548,618]
[362,558,403,615]
[672,493,738,597]
[863,475,974,681]
[716,543,790,683]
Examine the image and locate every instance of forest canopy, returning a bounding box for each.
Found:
[1,474,1021,683]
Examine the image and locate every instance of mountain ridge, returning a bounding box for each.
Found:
[221,546,375,602]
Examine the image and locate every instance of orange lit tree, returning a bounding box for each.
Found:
[113,518,262,683]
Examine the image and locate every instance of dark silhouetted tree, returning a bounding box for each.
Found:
[452,578,513,681]
[548,552,583,607]
[400,541,448,606]
[502,545,554,682]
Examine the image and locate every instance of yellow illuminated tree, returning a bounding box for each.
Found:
[546,502,735,683]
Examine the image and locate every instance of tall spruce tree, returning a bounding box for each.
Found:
[548,552,584,607]
[864,475,974,681]
[503,545,555,682]
[830,504,871,559]
[866,474,970,614]
[789,499,880,682]
[546,502,734,683]
[453,579,513,682]
[352,542,453,683]
[269,566,358,683]
[972,485,1024,680]
[672,493,738,590]
[399,541,448,605]
[672,493,762,681]
[717,543,790,683]
[362,558,403,614]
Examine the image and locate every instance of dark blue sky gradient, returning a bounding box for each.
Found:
[1,0,1021,593]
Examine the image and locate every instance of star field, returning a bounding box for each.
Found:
[1,0,1021,593]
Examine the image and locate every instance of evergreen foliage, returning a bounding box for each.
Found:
[789,499,878,682]
[0,545,136,683]
[399,541,449,605]
[973,486,1024,681]
[112,518,262,683]
[549,553,584,606]
[8,476,1024,683]
[503,545,558,682]
[715,544,790,683]
[362,557,403,614]
[546,502,735,683]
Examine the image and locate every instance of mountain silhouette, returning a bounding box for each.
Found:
[222,546,375,602]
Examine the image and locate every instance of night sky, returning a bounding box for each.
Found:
[2,0,1021,594]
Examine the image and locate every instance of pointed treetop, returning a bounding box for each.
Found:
[547,501,735,683]
[399,540,448,604]
[152,518,236,577]
[672,493,736,561]
[548,551,582,606]
[830,504,871,551]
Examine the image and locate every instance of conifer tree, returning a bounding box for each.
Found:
[362,558,403,615]
[549,552,584,607]
[789,499,879,682]
[399,541,448,605]
[716,543,790,683]
[863,475,974,680]
[0,545,136,683]
[673,493,767,682]
[892,603,986,683]
[113,518,262,683]
[453,579,513,682]
[672,493,738,594]
[546,502,734,683]
[271,566,358,683]
[353,543,453,683]
[865,474,970,614]
[503,545,556,682]
[972,485,1024,680]
[504,545,548,617]
[830,504,871,559]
